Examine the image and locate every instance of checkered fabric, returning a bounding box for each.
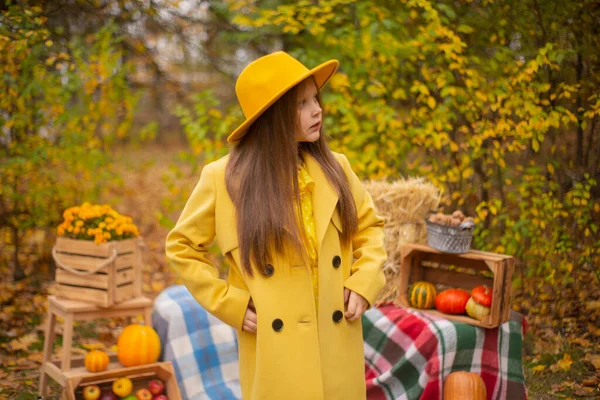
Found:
[363,303,528,400]
[152,285,242,400]
[153,286,527,400]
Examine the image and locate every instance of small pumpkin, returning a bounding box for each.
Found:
[117,324,161,367]
[435,288,470,315]
[409,281,437,309]
[84,349,110,372]
[471,285,492,307]
[466,285,493,321]
[443,371,487,400]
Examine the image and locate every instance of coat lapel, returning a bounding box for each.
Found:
[304,153,339,249]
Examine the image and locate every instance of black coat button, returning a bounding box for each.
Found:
[332,310,343,323]
[272,318,284,332]
[265,264,274,277]
[332,255,341,268]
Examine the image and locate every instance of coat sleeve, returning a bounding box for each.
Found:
[165,162,250,330]
[337,153,387,308]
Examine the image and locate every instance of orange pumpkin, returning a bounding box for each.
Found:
[117,324,161,367]
[84,349,110,372]
[443,371,487,400]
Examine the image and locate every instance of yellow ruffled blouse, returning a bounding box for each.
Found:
[297,160,319,310]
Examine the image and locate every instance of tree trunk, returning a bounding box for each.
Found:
[584,115,597,169]
[12,226,25,281]
[575,52,584,167]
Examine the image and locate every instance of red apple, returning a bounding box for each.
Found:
[82,385,101,400]
[148,379,165,395]
[153,396,168,400]
[136,388,153,400]
[99,389,118,400]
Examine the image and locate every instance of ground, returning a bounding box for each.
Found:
[0,143,598,399]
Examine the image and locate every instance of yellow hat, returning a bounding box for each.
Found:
[227,51,339,143]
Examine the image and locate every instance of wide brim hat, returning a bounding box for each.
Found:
[227,51,339,143]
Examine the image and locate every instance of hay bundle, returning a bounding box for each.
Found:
[364,177,441,304]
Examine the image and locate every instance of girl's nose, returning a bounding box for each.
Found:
[312,103,322,116]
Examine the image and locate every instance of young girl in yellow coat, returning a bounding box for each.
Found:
[165,51,387,400]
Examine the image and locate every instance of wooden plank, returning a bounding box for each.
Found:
[114,238,138,254]
[396,249,413,306]
[54,253,111,273]
[55,237,113,257]
[55,250,135,271]
[403,243,507,262]
[115,284,135,303]
[421,267,493,291]
[115,267,135,286]
[419,252,492,272]
[49,295,152,313]
[488,258,504,327]
[134,245,143,297]
[501,258,515,322]
[115,253,136,269]
[107,259,116,306]
[409,253,424,283]
[56,285,110,308]
[161,363,183,400]
[44,362,67,386]
[56,269,109,289]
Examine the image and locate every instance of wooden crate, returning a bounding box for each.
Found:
[63,358,181,400]
[53,237,143,308]
[397,243,514,328]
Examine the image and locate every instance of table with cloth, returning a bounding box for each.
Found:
[152,285,527,400]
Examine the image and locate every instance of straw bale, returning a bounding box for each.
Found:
[364,177,441,304]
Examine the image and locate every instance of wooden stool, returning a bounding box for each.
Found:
[39,295,153,399]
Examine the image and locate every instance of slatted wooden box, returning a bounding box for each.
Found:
[65,360,181,400]
[53,237,143,308]
[396,243,514,328]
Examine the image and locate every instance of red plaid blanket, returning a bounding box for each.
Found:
[363,304,527,400]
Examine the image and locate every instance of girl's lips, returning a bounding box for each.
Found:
[310,122,321,130]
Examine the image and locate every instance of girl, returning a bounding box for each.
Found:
[165,51,387,400]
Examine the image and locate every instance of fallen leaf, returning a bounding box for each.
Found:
[584,354,600,370]
[574,386,595,396]
[550,383,564,394]
[582,376,599,387]
[6,333,38,352]
[569,337,592,347]
[554,353,574,371]
[71,348,87,357]
[27,352,44,363]
[585,301,600,312]
[588,323,600,337]
[531,364,546,374]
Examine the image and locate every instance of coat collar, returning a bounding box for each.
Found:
[303,152,340,248]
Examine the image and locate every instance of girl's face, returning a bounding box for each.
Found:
[295,79,322,142]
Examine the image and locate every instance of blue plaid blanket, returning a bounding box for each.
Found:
[152,285,242,400]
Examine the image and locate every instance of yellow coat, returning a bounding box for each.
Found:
[165,151,387,400]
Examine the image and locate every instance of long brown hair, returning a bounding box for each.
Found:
[225,78,358,277]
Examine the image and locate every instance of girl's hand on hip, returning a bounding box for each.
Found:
[344,288,368,321]
[242,298,257,333]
